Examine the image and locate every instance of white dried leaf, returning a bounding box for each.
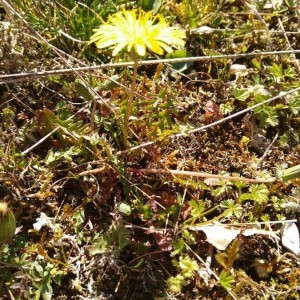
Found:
[197,268,210,285]
[33,212,55,231]
[203,178,223,186]
[189,222,280,251]
[194,26,214,34]
[281,223,300,255]
[191,224,239,250]
[242,228,279,241]
[229,64,247,74]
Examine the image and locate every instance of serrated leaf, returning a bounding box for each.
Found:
[219,270,235,290]
[233,87,250,101]
[240,184,269,203]
[189,199,206,217]
[265,114,279,127]
[289,96,300,115]
[167,275,185,293]
[178,256,199,278]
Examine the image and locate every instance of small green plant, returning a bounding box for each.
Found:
[0,240,65,300]
[167,255,199,293]
[216,238,240,271]
[239,184,269,203]
[90,8,186,147]
[91,220,130,255]
[218,270,235,291]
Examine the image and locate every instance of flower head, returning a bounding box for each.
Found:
[90,9,186,57]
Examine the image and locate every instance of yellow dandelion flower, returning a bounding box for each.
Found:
[90,9,186,57]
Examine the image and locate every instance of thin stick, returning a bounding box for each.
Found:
[77,166,106,177]
[260,132,279,168]
[129,168,276,183]
[2,50,300,84]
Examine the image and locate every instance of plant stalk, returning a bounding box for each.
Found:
[123,59,138,149]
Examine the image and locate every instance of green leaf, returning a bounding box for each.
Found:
[130,258,144,268]
[264,113,279,127]
[107,220,130,250]
[167,274,185,293]
[240,184,269,203]
[139,0,162,13]
[219,270,235,290]
[41,281,53,300]
[285,0,298,7]
[254,105,279,128]
[233,87,250,101]
[166,50,193,73]
[44,146,83,165]
[119,202,132,216]
[189,199,206,218]
[282,164,300,182]
[90,235,108,255]
[176,177,208,190]
[231,205,243,218]
[171,238,186,256]
[284,65,296,78]
[220,102,234,115]
[73,208,85,231]
[220,199,235,209]
[269,63,283,78]
[74,79,94,102]
[289,95,300,115]
[220,199,242,218]
[178,255,199,278]
[251,58,261,70]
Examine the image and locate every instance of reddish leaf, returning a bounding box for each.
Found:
[148,228,173,251]
[204,100,223,124]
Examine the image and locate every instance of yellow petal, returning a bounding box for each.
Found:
[112,42,127,56]
[89,8,186,57]
[134,41,147,57]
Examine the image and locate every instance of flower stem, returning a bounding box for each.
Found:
[123,59,138,149]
